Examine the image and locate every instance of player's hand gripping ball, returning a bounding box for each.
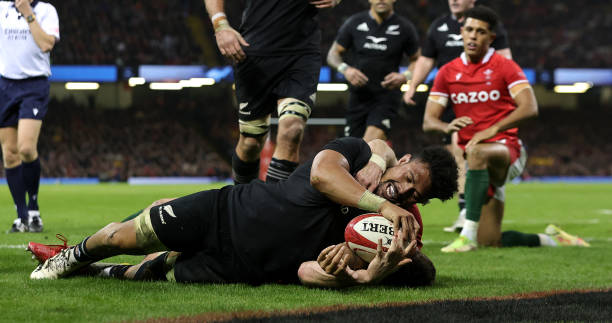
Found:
[345,213,394,262]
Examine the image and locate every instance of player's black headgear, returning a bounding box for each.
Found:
[464,5,500,31]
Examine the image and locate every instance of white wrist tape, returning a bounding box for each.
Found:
[357,190,386,212]
[369,154,386,172]
[337,62,349,74]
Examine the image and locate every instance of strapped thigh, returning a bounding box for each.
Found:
[277,98,311,122]
[238,115,271,137]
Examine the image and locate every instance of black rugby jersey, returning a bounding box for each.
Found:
[239,0,321,56]
[336,11,419,95]
[227,137,371,284]
[422,14,509,68]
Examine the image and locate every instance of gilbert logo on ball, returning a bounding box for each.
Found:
[344,213,394,262]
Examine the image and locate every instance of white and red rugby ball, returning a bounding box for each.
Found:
[344,213,394,263]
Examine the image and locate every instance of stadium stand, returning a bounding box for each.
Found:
[47,0,612,68]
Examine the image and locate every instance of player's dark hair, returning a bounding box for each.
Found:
[413,146,458,202]
[464,5,499,31]
[381,252,436,287]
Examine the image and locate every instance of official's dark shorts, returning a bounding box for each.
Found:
[0,76,49,127]
[344,91,401,138]
[234,52,320,121]
[148,186,246,283]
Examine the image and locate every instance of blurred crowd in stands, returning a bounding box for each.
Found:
[49,0,612,69]
[1,93,608,180]
[4,0,608,180]
[26,95,234,180]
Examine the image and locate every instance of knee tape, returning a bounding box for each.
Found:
[134,210,169,253]
[277,98,311,122]
[239,115,271,137]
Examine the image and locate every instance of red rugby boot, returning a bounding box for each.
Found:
[27,234,69,263]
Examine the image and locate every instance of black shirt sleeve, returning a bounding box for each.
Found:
[322,137,371,175]
[402,19,420,58]
[335,16,355,49]
[421,22,438,58]
[492,22,510,50]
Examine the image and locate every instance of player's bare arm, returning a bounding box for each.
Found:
[465,85,538,150]
[204,0,249,63]
[403,56,435,105]
[327,42,368,87]
[309,0,342,9]
[311,149,419,240]
[298,228,416,288]
[15,0,55,52]
[356,139,398,192]
[423,96,473,134]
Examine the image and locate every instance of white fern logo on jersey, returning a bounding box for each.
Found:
[163,205,177,218]
[364,36,388,51]
[356,22,369,32]
[386,25,400,35]
[382,119,391,129]
[437,23,449,32]
[33,108,39,116]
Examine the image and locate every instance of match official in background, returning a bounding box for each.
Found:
[328,0,419,142]
[0,0,59,232]
[204,0,340,184]
[404,0,511,233]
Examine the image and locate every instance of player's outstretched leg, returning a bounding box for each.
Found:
[31,211,167,279]
[544,224,590,247]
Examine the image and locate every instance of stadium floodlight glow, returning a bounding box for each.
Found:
[179,77,215,87]
[400,84,429,92]
[128,77,146,87]
[317,83,349,91]
[553,82,593,94]
[65,82,100,90]
[149,82,183,90]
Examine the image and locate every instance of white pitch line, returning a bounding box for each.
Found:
[0,244,27,249]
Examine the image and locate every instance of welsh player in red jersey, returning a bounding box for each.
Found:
[423,6,589,252]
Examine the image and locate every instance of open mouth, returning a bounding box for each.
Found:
[466,42,477,51]
[382,181,398,203]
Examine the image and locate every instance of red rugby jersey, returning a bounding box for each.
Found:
[430,48,529,149]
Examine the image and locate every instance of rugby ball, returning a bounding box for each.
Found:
[344,213,394,263]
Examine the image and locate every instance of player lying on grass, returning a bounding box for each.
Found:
[422,6,590,252]
[28,137,458,287]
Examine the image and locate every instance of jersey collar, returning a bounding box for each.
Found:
[460,48,495,65]
[369,10,395,25]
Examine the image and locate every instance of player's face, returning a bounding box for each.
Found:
[461,17,495,59]
[448,0,476,16]
[376,159,432,206]
[369,0,396,15]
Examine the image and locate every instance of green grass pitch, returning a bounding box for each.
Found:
[1,183,611,322]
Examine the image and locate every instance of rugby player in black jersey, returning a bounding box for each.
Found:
[403,0,512,233]
[30,138,458,288]
[327,0,420,142]
[204,0,341,183]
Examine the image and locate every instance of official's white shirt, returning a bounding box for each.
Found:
[0,1,59,79]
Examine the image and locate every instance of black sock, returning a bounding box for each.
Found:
[232,151,259,184]
[109,265,132,279]
[458,193,465,211]
[74,236,99,262]
[265,158,298,183]
[501,231,541,247]
[5,165,28,223]
[23,158,41,211]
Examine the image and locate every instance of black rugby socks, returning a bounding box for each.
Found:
[265,158,298,183]
[232,151,260,184]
